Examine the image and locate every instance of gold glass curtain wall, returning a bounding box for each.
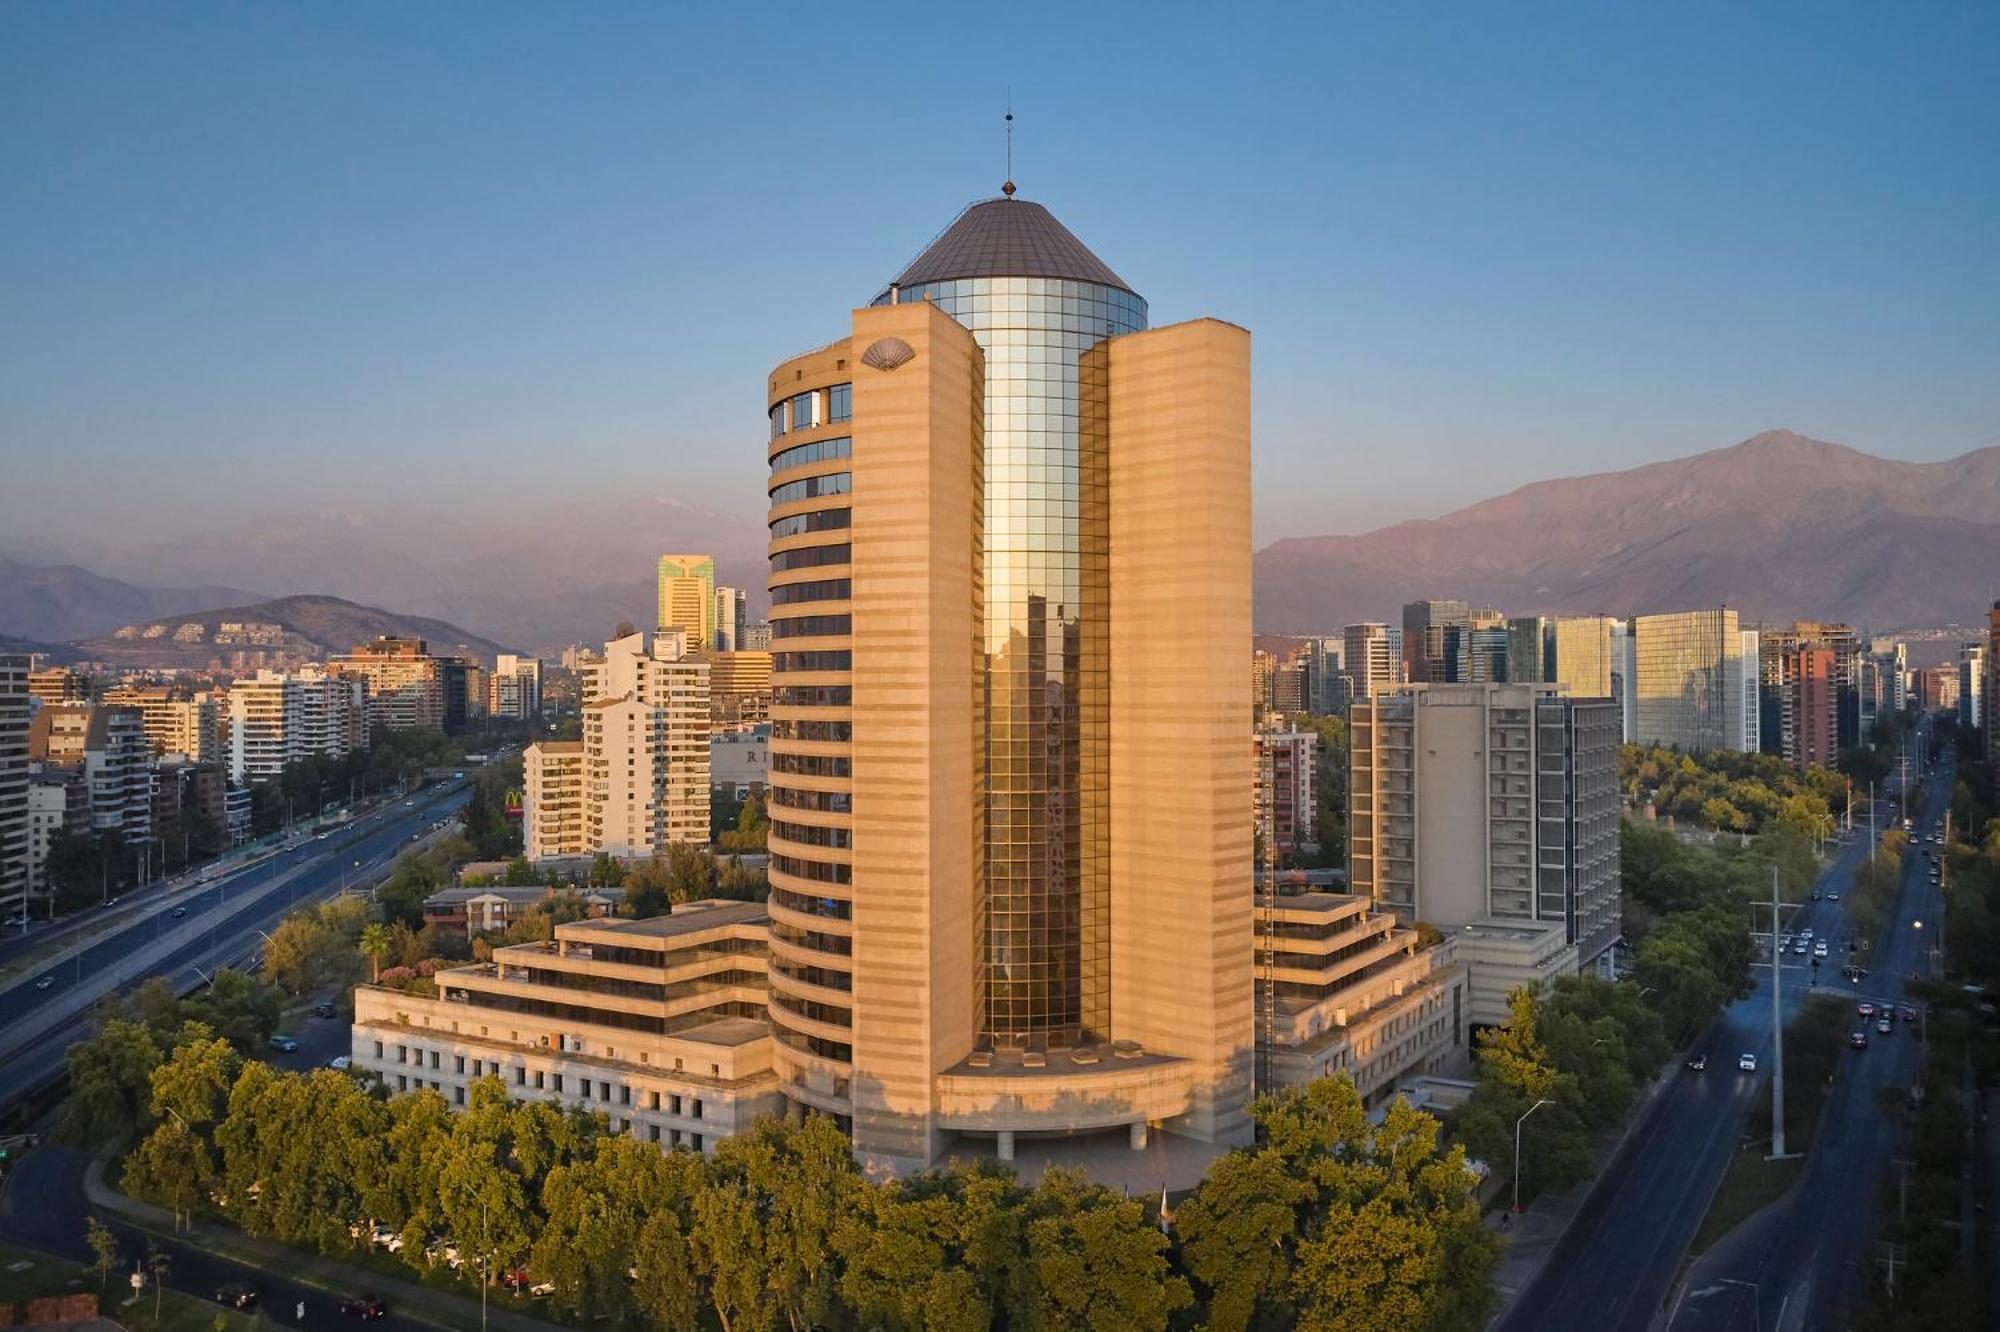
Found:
[885,275,1147,1049]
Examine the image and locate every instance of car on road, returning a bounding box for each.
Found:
[340,1294,387,1320]
[1858,1002,1876,1018]
[1814,942,1829,958]
[1827,892,1840,901]
[313,1001,337,1018]
[316,832,328,841]
[1875,1016,1893,1035]
[1686,1054,1707,1072]
[329,1055,352,1070]
[3,913,26,927]
[171,905,187,918]
[34,975,53,990]
[1900,1005,1918,1023]
[1850,1031,1869,1049]
[1809,890,1821,901]
[1738,1053,1757,1072]
[269,1035,299,1054]
[215,1282,259,1310]
[1792,939,1809,955]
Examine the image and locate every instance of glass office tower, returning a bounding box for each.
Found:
[874,201,1147,1049]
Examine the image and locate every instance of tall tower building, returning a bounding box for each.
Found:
[657,555,717,647]
[0,655,28,919]
[763,193,1252,1169]
[1631,608,1750,752]
[1402,599,1470,683]
[714,587,748,651]
[1551,615,1617,698]
[1342,623,1401,701]
[1508,616,1553,686]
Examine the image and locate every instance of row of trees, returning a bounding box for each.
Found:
[108,1040,1496,1332]
[1622,744,1849,838]
[1447,975,1674,1204]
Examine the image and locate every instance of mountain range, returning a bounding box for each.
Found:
[70,595,511,670]
[5,431,1994,651]
[1255,430,2000,633]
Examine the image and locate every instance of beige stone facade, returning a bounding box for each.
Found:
[351,902,782,1150]
[762,198,1255,1171]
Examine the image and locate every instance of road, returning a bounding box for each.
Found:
[0,1143,436,1330]
[1496,759,1913,1332]
[0,779,472,1121]
[1674,734,1955,1331]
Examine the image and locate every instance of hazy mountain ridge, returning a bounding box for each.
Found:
[0,559,259,643]
[1255,431,2000,632]
[71,594,511,669]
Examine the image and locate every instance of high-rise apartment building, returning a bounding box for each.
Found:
[1271,654,1307,713]
[707,650,773,729]
[328,637,443,734]
[1300,636,1346,714]
[1631,608,1754,752]
[1612,619,1636,741]
[761,192,1252,1170]
[1402,599,1470,684]
[524,630,710,861]
[1959,642,1985,733]
[27,668,89,708]
[1255,726,1317,857]
[656,555,717,648]
[29,704,151,838]
[1913,667,1959,713]
[1342,623,1401,701]
[487,654,544,721]
[1465,626,1509,683]
[0,656,28,917]
[224,670,367,784]
[100,684,220,764]
[1349,683,1622,972]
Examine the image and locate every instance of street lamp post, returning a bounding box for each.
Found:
[1513,1098,1555,1213]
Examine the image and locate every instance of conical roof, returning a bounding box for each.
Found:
[886,197,1135,295]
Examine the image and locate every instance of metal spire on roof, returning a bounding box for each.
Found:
[1002,95,1015,198]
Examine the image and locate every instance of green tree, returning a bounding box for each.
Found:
[1174,1145,1305,1330]
[625,843,714,916]
[1021,1168,1189,1332]
[85,1216,120,1292]
[359,922,392,983]
[59,1018,163,1147]
[124,1117,210,1231]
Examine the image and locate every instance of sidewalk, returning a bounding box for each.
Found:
[1484,1065,1681,1326]
[84,1157,566,1332]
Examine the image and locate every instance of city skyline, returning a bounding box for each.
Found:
[5,4,1998,559]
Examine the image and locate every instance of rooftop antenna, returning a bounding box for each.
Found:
[1002,94,1015,198]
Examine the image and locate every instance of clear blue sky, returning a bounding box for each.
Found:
[3,2,1996,552]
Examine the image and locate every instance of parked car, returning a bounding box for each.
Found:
[215,1283,259,1310]
[329,1056,352,1071]
[313,1002,337,1019]
[1686,1054,1707,1072]
[1738,1053,1757,1072]
[340,1294,387,1320]
[1850,1031,1869,1050]
[269,1035,299,1054]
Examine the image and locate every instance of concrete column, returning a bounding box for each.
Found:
[1130,1120,1149,1150]
[996,1130,1016,1162]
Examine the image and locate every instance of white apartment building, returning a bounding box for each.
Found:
[1341,623,1401,702]
[29,703,151,840]
[524,631,710,861]
[226,669,368,784]
[26,773,76,901]
[488,654,544,721]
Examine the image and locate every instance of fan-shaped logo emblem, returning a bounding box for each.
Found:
[861,337,916,372]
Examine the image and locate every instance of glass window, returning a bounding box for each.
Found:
[769,473,851,506]
[769,402,786,441]
[769,578,850,606]
[827,383,852,422]
[790,391,818,430]
[771,543,850,572]
[770,507,852,538]
[769,437,852,474]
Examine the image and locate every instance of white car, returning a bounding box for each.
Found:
[1738,1053,1758,1072]
[1814,942,1829,957]
[328,1056,352,1071]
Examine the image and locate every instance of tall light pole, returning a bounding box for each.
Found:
[1513,1098,1555,1213]
[1769,866,1788,1159]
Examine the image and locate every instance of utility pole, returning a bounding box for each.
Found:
[1769,866,1787,1158]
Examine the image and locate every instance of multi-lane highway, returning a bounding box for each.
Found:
[0,778,473,1122]
[1497,739,1932,1332]
[1674,736,1955,1331]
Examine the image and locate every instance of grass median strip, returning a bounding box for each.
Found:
[0,1241,262,1331]
[1690,992,1847,1254]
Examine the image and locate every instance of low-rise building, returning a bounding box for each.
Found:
[351,901,782,1150]
[420,884,623,937]
[710,725,769,799]
[1259,890,1466,1105]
